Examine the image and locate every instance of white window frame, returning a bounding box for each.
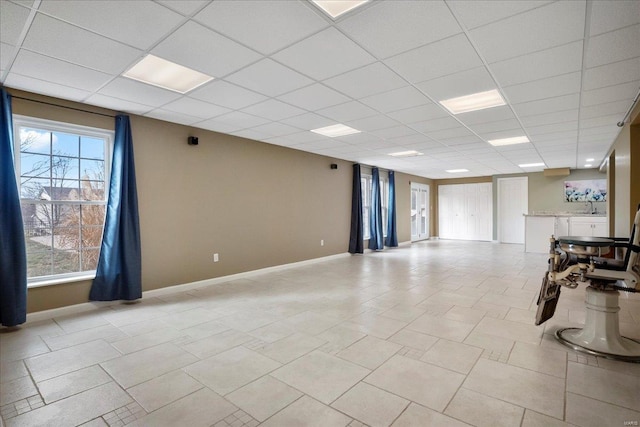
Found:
[361,174,372,240]
[379,176,388,237]
[13,115,113,286]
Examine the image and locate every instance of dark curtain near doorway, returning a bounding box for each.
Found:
[348,164,364,254]
[385,170,398,247]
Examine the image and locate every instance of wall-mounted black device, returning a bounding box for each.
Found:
[330,163,338,169]
[188,136,199,145]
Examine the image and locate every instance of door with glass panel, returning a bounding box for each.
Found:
[411,183,429,241]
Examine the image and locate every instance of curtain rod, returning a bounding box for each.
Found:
[617,86,640,127]
[12,95,116,118]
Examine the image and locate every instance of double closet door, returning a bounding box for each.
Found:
[438,183,492,241]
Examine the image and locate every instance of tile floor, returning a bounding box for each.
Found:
[1,240,640,427]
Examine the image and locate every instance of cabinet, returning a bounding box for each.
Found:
[438,183,492,241]
[569,216,607,237]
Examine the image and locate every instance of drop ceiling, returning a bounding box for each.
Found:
[1,0,638,179]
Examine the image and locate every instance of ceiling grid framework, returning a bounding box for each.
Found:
[1,0,639,179]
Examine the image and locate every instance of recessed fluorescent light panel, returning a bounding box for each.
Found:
[487,136,530,146]
[312,0,369,18]
[123,54,214,94]
[446,169,469,173]
[519,162,545,168]
[586,158,594,162]
[311,124,361,137]
[389,150,424,157]
[584,164,592,167]
[439,89,506,115]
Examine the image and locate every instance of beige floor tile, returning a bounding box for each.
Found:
[218,311,282,332]
[504,308,537,324]
[388,329,438,351]
[226,376,302,421]
[566,392,640,427]
[567,362,640,411]
[597,357,640,377]
[101,343,197,389]
[6,382,131,427]
[508,342,567,378]
[42,325,127,351]
[261,395,351,427]
[79,418,108,427]
[0,375,36,405]
[53,311,110,334]
[345,312,407,339]
[258,332,325,363]
[248,321,297,343]
[480,293,533,310]
[0,334,51,363]
[365,355,464,411]
[271,351,369,404]
[443,306,487,325]
[116,317,174,337]
[421,339,482,374]
[391,402,470,427]
[110,327,184,354]
[183,346,280,395]
[316,325,367,351]
[180,329,253,359]
[38,365,111,404]
[332,382,409,427]
[407,313,475,342]
[163,307,223,330]
[284,311,347,335]
[521,410,573,427]
[379,305,426,323]
[337,336,402,370]
[128,388,236,427]
[445,388,524,427]
[126,370,203,412]
[0,360,27,384]
[26,340,121,382]
[473,317,543,346]
[425,291,480,308]
[463,358,565,419]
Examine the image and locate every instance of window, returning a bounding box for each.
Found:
[14,116,112,283]
[361,173,389,239]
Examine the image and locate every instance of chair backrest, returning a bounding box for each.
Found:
[622,204,640,268]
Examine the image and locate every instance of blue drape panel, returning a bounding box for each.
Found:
[348,164,364,254]
[0,88,27,327]
[385,170,398,247]
[90,115,141,301]
[369,168,384,250]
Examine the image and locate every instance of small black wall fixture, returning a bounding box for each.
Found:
[188,136,199,145]
[330,163,338,169]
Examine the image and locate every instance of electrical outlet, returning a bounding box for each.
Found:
[213,253,219,262]
[320,239,324,246]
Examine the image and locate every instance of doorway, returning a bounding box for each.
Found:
[498,177,528,244]
[411,183,429,241]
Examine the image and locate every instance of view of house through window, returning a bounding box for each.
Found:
[14,117,112,281]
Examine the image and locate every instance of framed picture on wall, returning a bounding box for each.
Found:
[564,179,607,202]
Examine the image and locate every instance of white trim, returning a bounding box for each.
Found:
[28,272,95,288]
[25,252,351,323]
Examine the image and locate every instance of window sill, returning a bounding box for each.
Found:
[28,273,95,289]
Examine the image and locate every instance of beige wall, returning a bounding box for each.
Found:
[10,90,430,313]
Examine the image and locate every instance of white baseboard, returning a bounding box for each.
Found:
[25,252,351,324]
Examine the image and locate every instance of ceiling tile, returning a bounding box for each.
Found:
[0,1,30,46]
[210,111,270,131]
[429,126,476,141]
[189,80,267,110]
[196,118,242,134]
[531,130,578,142]
[520,109,579,127]
[156,1,209,16]
[338,0,461,59]
[250,122,301,137]
[230,128,272,142]
[344,115,400,132]
[241,99,306,122]
[456,105,516,126]
[384,34,482,83]
[579,114,620,129]
[144,108,203,126]
[23,14,142,74]
[511,94,580,117]
[417,66,496,101]
[503,72,582,104]
[585,24,640,68]
[276,131,325,145]
[194,0,328,55]
[371,126,419,140]
[85,93,154,115]
[589,0,640,37]
[162,97,231,119]
[152,21,261,77]
[360,86,431,113]
[5,73,91,102]
[10,49,112,91]
[317,101,378,122]
[491,41,583,87]
[447,0,553,30]
[582,57,640,91]
[39,0,184,50]
[411,116,460,133]
[98,77,182,107]
[323,62,407,99]
[469,119,522,135]
[278,83,350,111]
[580,100,629,119]
[279,113,335,131]
[272,27,375,80]
[468,1,585,63]
[387,104,449,124]
[225,58,313,97]
[1,42,16,71]
[581,80,639,106]
[527,121,578,136]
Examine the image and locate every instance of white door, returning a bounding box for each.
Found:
[498,177,528,244]
[411,183,429,241]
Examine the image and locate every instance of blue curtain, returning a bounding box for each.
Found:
[90,115,141,301]
[385,170,398,247]
[348,164,364,254]
[0,88,27,327]
[369,168,384,250]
